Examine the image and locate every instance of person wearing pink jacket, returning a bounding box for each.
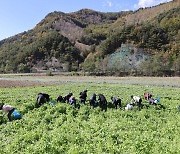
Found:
[0,104,15,121]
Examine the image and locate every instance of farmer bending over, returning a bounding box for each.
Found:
[69,96,76,108]
[111,97,122,109]
[131,95,142,109]
[56,95,64,102]
[89,94,97,108]
[64,93,73,103]
[79,90,88,105]
[36,93,50,107]
[148,97,160,105]
[125,102,135,110]
[0,104,15,121]
[144,93,152,100]
[98,94,107,111]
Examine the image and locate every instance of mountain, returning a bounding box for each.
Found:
[124,0,180,25]
[0,0,179,76]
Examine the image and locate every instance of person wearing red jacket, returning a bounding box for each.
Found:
[144,93,152,100]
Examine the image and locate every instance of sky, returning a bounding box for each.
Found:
[0,0,172,41]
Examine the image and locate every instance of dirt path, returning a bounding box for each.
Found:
[0,80,59,88]
[0,74,179,88]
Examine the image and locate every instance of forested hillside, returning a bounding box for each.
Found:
[0,0,179,76]
[85,7,180,76]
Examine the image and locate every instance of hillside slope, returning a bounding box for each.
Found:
[0,9,131,73]
[124,0,180,25]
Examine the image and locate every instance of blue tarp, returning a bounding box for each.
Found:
[12,110,21,120]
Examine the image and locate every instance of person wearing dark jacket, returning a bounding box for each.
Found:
[63,93,73,103]
[56,95,64,102]
[89,94,97,108]
[111,97,122,109]
[36,93,50,107]
[98,94,107,111]
[79,90,87,105]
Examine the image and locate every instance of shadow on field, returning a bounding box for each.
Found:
[107,102,115,109]
[142,103,166,110]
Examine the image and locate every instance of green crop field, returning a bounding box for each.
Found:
[0,81,180,153]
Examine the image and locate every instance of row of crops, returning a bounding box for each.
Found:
[0,83,180,153]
